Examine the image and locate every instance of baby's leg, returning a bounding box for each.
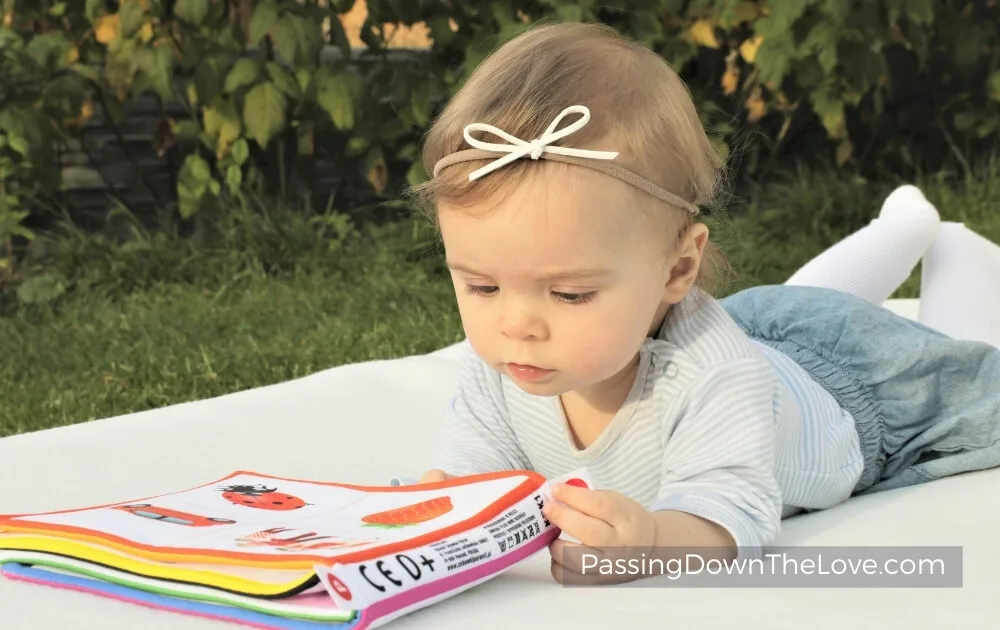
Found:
[918,222,1000,348]
[784,185,940,304]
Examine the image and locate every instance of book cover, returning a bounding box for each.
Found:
[0,468,593,629]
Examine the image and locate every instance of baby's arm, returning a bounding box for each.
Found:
[421,346,532,481]
[650,357,783,558]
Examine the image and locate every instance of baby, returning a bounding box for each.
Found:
[407,22,1000,583]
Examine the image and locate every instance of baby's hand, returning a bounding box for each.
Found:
[542,483,657,585]
[418,469,452,483]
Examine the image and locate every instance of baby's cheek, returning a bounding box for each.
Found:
[565,324,636,375]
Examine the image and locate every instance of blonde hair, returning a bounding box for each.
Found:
[411,21,731,294]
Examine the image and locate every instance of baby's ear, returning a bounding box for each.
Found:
[662,223,709,303]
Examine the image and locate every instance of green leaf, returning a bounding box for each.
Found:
[226,164,242,191]
[11,223,35,239]
[266,62,301,99]
[85,0,104,23]
[406,160,427,187]
[176,153,212,218]
[25,32,73,71]
[757,0,810,33]
[42,74,87,119]
[953,23,990,67]
[752,33,795,85]
[820,0,850,23]
[175,0,209,26]
[377,118,410,141]
[839,42,887,94]
[810,87,847,139]
[203,97,241,148]
[0,28,22,49]
[243,82,287,147]
[16,272,67,306]
[270,13,321,65]
[297,123,314,155]
[136,44,175,100]
[218,22,244,50]
[195,54,229,106]
[0,107,46,159]
[989,71,1000,104]
[49,3,67,17]
[249,0,281,45]
[231,138,250,165]
[223,58,260,93]
[295,67,313,94]
[172,120,201,140]
[953,111,978,132]
[976,115,998,139]
[269,13,299,63]
[179,37,208,71]
[119,0,146,39]
[316,70,361,131]
[7,134,29,157]
[326,13,353,59]
[803,22,839,73]
[69,62,102,82]
[717,1,760,27]
[904,0,934,25]
[292,13,323,63]
[426,17,456,47]
[409,79,433,127]
[345,135,369,156]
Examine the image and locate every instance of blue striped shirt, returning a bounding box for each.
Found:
[431,288,863,551]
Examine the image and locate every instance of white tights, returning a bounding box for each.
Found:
[783,184,1000,348]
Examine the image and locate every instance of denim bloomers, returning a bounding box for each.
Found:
[720,285,1000,495]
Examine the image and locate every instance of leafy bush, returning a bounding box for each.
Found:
[0,6,92,285]
[0,0,425,284]
[367,0,1000,172]
[1,0,998,286]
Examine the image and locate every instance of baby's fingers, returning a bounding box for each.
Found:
[419,469,452,483]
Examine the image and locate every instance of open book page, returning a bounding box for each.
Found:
[0,470,546,569]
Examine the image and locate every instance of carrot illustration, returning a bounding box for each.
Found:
[360,496,453,528]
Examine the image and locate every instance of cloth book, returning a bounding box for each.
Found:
[0,468,592,628]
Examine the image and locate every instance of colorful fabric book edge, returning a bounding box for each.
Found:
[0,563,363,630]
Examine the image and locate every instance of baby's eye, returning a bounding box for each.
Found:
[464,284,498,296]
[553,291,596,305]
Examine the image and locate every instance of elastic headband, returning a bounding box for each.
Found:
[431,105,700,215]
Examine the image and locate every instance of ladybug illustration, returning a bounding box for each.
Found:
[219,484,308,511]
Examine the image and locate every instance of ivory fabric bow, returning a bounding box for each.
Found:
[431,104,701,214]
[462,105,618,181]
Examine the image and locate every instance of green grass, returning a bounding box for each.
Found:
[2,160,999,438]
[0,219,464,438]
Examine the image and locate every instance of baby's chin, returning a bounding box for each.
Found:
[500,367,605,399]
[509,380,567,398]
[498,365,566,396]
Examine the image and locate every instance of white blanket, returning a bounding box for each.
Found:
[2,298,997,629]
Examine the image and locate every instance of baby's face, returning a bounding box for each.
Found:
[438,165,679,397]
